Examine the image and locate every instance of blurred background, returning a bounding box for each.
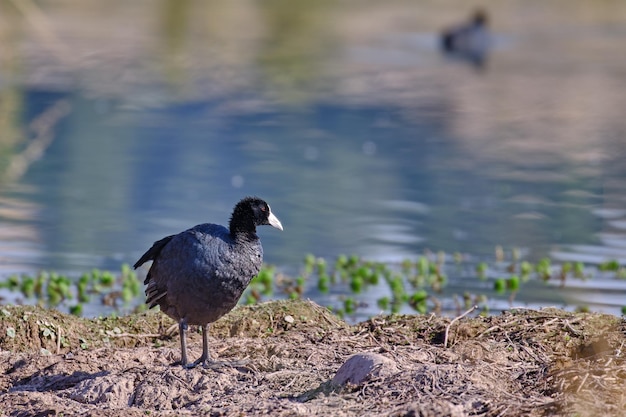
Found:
[1,0,626,319]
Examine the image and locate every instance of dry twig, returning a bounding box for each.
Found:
[444,305,478,348]
[109,333,162,339]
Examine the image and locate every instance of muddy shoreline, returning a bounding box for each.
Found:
[1,300,625,416]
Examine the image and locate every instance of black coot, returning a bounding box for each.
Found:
[441,9,490,67]
[134,196,283,368]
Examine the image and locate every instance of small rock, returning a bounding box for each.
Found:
[332,352,398,386]
[284,315,294,324]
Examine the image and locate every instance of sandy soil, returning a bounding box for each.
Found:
[0,300,625,417]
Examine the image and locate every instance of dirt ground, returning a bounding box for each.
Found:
[0,300,625,417]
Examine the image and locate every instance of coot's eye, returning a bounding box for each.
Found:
[260,206,266,212]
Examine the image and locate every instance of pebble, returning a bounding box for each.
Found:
[332,352,398,386]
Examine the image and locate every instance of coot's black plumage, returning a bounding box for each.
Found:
[134,197,283,368]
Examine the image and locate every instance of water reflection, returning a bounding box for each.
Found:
[0,1,626,317]
[0,194,43,275]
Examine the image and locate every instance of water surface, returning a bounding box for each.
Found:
[1,0,626,318]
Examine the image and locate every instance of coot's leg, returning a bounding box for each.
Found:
[179,318,189,367]
[194,323,250,369]
[191,323,210,367]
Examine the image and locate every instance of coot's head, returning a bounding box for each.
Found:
[230,197,283,235]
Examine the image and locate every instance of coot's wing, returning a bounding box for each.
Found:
[134,235,175,273]
[138,225,234,312]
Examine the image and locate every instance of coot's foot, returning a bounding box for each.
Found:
[184,357,250,370]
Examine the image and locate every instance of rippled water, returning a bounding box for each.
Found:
[1,0,626,318]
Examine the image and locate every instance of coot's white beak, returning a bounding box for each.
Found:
[267,208,283,231]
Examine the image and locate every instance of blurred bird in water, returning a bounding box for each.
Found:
[440,9,491,68]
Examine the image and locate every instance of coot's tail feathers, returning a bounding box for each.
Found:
[135,235,174,308]
[133,235,174,272]
[145,279,167,309]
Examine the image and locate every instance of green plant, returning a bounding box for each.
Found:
[494,278,506,294]
[507,275,520,291]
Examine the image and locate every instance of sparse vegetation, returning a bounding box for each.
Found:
[0,264,143,317]
[1,249,625,321]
